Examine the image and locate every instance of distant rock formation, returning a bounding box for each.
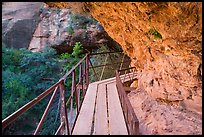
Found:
[2,2,43,48]
[2,2,120,54]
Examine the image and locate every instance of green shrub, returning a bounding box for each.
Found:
[148,28,162,40]
[72,42,83,58]
[19,46,61,89]
[2,44,23,72]
[2,70,34,119]
[59,42,84,82]
[2,45,63,134]
[59,52,72,60]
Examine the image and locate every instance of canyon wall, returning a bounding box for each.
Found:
[84,3,202,134]
[81,2,202,112]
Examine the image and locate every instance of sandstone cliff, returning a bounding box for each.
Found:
[45,2,202,135]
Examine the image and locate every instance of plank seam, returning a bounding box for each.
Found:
[90,84,98,135]
[105,84,110,135]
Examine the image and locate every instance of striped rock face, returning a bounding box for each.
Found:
[45,2,202,135]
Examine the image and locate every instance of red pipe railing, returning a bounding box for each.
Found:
[2,51,131,135]
[2,53,90,135]
[116,67,139,135]
[2,80,63,129]
[55,122,64,135]
[34,86,59,135]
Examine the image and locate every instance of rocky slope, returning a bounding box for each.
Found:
[45,2,202,135]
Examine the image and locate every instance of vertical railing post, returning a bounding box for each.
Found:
[100,54,109,81]
[81,62,84,98]
[59,79,70,135]
[83,60,86,97]
[86,55,89,87]
[119,54,125,74]
[77,64,82,112]
[108,52,115,70]
[88,57,99,81]
[70,70,76,130]
[123,70,127,83]
[128,69,131,81]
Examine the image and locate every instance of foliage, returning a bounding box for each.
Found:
[2,70,34,119]
[59,42,84,88]
[59,52,72,60]
[148,28,162,40]
[72,42,83,58]
[19,47,61,92]
[2,44,23,72]
[59,42,83,72]
[2,44,63,134]
[2,45,29,119]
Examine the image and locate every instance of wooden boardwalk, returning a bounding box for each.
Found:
[2,51,139,135]
[72,73,136,135]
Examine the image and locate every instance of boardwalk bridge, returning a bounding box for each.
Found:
[2,51,139,135]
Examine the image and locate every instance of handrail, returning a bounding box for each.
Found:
[2,53,91,135]
[118,66,135,72]
[2,80,63,129]
[2,50,130,135]
[90,60,130,69]
[34,86,59,135]
[61,53,89,80]
[55,122,64,135]
[116,69,139,135]
[89,51,123,55]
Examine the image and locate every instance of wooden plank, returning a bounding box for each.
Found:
[72,83,98,135]
[107,82,128,135]
[93,84,109,135]
[72,72,137,135]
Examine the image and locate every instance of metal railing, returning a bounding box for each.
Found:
[89,51,130,81]
[2,53,90,135]
[116,67,139,135]
[2,51,131,135]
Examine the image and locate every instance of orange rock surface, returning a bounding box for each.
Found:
[46,2,202,134]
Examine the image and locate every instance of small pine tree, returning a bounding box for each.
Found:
[72,42,83,58]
